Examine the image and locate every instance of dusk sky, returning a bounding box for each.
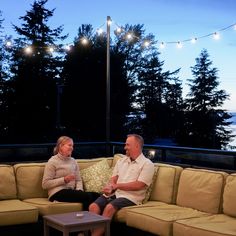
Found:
[1,0,236,112]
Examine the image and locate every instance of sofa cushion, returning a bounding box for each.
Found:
[176,168,228,214]
[150,163,183,204]
[223,174,236,217]
[0,165,17,200]
[14,163,48,199]
[173,214,236,236]
[126,203,210,236]
[142,166,158,204]
[77,157,113,170]
[80,159,113,193]
[112,153,124,167]
[0,199,38,226]
[23,198,82,216]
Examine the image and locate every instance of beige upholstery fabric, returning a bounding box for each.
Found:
[0,165,17,200]
[150,163,183,204]
[14,163,48,199]
[0,199,38,226]
[126,203,210,236]
[223,174,236,217]
[173,214,236,236]
[23,198,82,216]
[176,168,228,214]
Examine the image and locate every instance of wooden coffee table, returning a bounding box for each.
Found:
[43,211,111,236]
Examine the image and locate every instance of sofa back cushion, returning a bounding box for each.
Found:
[223,174,236,217]
[14,163,48,199]
[77,157,113,170]
[0,165,17,199]
[176,168,228,214]
[150,163,183,204]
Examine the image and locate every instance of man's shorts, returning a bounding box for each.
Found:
[94,195,135,211]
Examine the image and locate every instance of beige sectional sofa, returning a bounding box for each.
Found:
[1,154,236,236]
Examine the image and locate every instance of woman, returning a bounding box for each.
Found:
[42,136,100,210]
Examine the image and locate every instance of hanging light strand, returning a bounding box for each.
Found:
[3,20,236,53]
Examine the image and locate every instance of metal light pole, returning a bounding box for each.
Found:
[106,16,111,148]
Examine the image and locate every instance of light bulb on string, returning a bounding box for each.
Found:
[191,37,197,44]
[64,45,71,51]
[159,42,165,49]
[177,41,183,49]
[81,37,89,45]
[213,32,220,40]
[126,33,133,40]
[5,40,12,47]
[48,46,54,53]
[115,27,122,34]
[143,40,150,47]
[24,46,33,54]
[97,28,103,35]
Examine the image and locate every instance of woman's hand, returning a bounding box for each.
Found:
[64,174,75,183]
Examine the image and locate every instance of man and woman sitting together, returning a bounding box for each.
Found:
[42,134,155,236]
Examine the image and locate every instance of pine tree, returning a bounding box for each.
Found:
[183,49,234,149]
[61,23,130,141]
[0,11,13,142]
[8,0,67,143]
[135,50,183,143]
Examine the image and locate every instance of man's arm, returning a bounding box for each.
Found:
[111,180,146,191]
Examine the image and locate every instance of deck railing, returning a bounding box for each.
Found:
[0,142,236,171]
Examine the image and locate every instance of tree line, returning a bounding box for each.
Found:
[0,0,234,149]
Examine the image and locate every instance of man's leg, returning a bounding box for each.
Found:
[91,203,117,236]
[90,198,135,236]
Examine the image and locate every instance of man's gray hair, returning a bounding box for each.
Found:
[127,134,144,148]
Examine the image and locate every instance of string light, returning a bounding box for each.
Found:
[97,28,104,35]
[191,38,197,44]
[81,38,89,45]
[159,42,165,49]
[126,33,133,40]
[158,22,235,49]
[24,46,33,54]
[176,41,183,49]
[5,40,12,47]
[64,45,71,51]
[143,40,150,47]
[2,21,236,53]
[213,32,220,40]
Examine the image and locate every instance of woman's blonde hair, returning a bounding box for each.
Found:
[53,136,73,155]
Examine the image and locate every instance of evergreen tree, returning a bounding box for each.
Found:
[62,23,130,141]
[135,50,183,143]
[182,49,234,149]
[7,0,67,143]
[0,12,7,139]
[61,24,107,141]
[0,11,13,142]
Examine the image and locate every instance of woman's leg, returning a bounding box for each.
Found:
[49,189,100,210]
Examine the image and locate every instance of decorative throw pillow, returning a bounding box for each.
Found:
[142,166,158,204]
[80,159,113,193]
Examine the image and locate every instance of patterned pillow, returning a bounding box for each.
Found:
[80,159,113,193]
[142,166,158,204]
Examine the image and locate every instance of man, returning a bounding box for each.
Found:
[89,134,155,236]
